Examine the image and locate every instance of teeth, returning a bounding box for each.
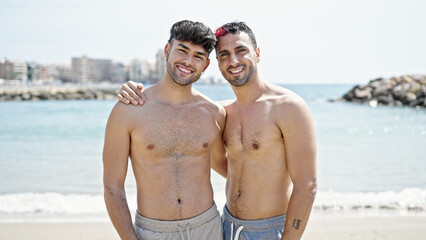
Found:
[230,68,243,74]
[178,66,192,73]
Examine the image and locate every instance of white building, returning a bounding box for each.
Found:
[12,61,28,83]
[71,56,113,83]
[155,49,166,83]
[129,59,154,83]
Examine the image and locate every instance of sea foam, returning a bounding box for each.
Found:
[314,188,426,211]
[0,188,424,222]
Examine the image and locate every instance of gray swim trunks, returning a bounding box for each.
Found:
[222,206,286,240]
[134,203,222,240]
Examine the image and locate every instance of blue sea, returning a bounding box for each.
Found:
[0,84,425,222]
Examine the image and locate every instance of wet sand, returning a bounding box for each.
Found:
[1,216,425,240]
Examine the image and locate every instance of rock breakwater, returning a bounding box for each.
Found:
[0,85,119,102]
[339,75,426,108]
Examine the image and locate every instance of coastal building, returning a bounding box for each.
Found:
[110,62,125,83]
[27,62,51,82]
[154,49,166,83]
[71,56,113,83]
[0,59,28,83]
[49,64,72,82]
[129,59,154,83]
[0,58,15,80]
[71,56,92,83]
[3,60,29,83]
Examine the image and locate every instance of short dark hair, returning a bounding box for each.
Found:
[215,22,257,50]
[168,20,216,54]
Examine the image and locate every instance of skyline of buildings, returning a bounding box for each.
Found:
[0,50,225,85]
[0,49,167,85]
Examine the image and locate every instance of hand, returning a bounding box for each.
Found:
[117,81,146,105]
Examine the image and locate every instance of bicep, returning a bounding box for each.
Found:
[103,104,132,188]
[210,133,227,178]
[281,102,317,185]
[210,106,227,178]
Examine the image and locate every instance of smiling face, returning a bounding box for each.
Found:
[165,40,210,86]
[216,32,260,87]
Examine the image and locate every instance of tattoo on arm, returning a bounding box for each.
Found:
[292,219,302,230]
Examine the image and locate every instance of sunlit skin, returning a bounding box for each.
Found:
[215,32,316,240]
[118,32,317,240]
[104,39,226,240]
[166,40,209,86]
[217,33,258,87]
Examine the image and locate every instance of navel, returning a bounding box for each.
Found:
[147,144,155,150]
[177,198,181,204]
[203,143,209,148]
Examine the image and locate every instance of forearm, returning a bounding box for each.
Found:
[212,160,228,178]
[282,181,317,240]
[104,186,137,240]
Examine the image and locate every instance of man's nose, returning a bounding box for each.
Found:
[229,53,239,66]
[182,55,194,66]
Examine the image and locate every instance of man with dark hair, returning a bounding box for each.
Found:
[214,22,316,240]
[119,21,317,240]
[103,20,226,240]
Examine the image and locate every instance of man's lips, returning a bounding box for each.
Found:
[176,64,194,74]
[229,68,244,75]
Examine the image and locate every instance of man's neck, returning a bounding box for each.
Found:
[231,74,266,105]
[154,75,195,105]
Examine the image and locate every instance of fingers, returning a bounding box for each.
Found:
[117,89,138,105]
[117,92,131,105]
[129,82,146,103]
[136,83,146,102]
[120,82,144,105]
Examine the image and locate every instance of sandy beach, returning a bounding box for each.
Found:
[1,216,425,240]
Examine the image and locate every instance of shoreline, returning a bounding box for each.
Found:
[0,216,425,240]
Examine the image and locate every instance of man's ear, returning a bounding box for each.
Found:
[255,47,260,63]
[203,59,210,72]
[164,43,171,60]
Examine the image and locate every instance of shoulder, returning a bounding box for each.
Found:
[218,99,236,111]
[193,89,226,114]
[110,100,137,115]
[266,83,308,110]
[192,89,227,125]
[267,84,312,128]
[107,100,139,127]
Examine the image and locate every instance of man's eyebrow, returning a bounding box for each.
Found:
[235,45,248,50]
[218,45,248,55]
[177,43,190,50]
[196,51,207,57]
[178,43,207,57]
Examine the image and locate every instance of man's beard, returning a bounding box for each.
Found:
[225,64,256,87]
[166,60,201,86]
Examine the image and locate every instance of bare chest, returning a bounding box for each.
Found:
[223,104,283,154]
[131,104,219,157]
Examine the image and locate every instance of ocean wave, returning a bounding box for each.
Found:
[314,188,426,211]
[0,192,119,214]
[0,188,425,215]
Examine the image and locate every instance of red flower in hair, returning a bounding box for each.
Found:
[215,27,227,38]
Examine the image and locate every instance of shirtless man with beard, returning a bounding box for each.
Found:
[103,20,226,240]
[119,22,317,240]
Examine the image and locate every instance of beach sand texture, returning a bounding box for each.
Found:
[1,216,425,240]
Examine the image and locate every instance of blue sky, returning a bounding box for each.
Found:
[1,0,425,84]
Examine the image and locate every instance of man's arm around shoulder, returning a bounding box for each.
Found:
[103,102,138,240]
[278,96,317,240]
[210,104,228,178]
